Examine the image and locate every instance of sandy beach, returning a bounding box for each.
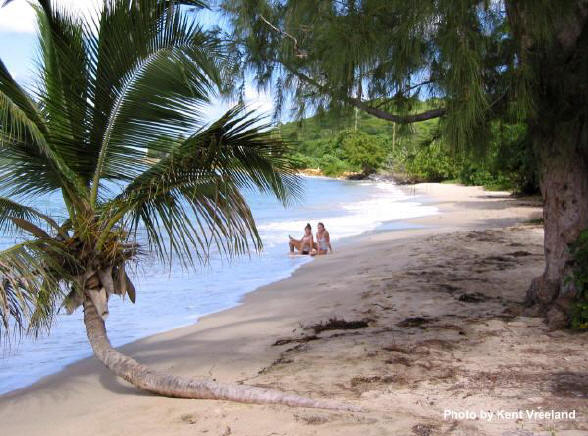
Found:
[1,183,586,436]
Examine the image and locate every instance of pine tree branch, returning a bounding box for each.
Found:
[255,14,443,123]
[259,15,307,58]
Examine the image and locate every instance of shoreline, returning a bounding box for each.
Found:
[4,183,585,436]
[0,177,432,396]
[0,179,432,398]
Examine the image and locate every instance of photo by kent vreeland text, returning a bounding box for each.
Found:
[443,409,578,422]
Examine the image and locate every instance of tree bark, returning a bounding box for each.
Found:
[83,300,359,410]
[346,96,446,124]
[526,120,588,327]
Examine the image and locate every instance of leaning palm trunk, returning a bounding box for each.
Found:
[83,300,358,410]
[0,0,357,410]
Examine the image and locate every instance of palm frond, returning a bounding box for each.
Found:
[0,39,85,202]
[87,0,223,204]
[31,0,93,183]
[0,60,64,197]
[120,179,258,267]
[0,59,48,147]
[0,239,76,338]
[193,105,302,204]
[0,196,60,235]
[100,105,301,267]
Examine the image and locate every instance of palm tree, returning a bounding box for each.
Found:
[0,0,355,410]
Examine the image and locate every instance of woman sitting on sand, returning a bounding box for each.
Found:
[314,222,333,255]
[289,223,316,255]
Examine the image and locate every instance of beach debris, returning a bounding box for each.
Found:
[294,414,330,425]
[272,335,319,346]
[439,283,460,294]
[328,330,363,338]
[411,423,436,436]
[485,255,512,262]
[309,318,370,334]
[508,251,532,257]
[180,413,198,424]
[501,430,535,436]
[383,343,431,357]
[551,371,588,398]
[382,343,414,354]
[350,375,403,388]
[384,355,412,366]
[397,317,433,328]
[417,339,458,351]
[458,292,489,303]
[257,355,295,375]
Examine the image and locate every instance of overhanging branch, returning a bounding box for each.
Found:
[348,97,446,123]
[287,67,445,124]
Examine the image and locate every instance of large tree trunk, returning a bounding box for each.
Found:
[83,300,358,410]
[507,0,588,328]
[526,120,588,327]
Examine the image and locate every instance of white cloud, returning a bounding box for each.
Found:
[0,1,36,33]
[243,82,274,116]
[0,0,102,33]
[204,82,276,124]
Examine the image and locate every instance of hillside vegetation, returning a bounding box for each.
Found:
[278,101,538,194]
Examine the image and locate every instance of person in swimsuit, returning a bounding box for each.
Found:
[314,222,333,255]
[289,223,316,255]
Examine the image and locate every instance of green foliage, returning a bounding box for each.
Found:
[280,99,538,193]
[450,122,537,193]
[385,116,537,193]
[390,138,457,183]
[338,131,386,174]
[492,124,538,194]
[567,229,588,330]
[319,155,349,177]
[146,135,176,159]
[290,152,318,169]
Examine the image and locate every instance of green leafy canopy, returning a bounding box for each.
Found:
[220,0,577,153]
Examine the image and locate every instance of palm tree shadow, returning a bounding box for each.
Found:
[97,370,152,396]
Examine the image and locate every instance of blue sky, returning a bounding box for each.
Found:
[0,0,275,123]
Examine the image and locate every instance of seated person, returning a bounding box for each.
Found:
[289,223,315,255]
[314,222,333,255]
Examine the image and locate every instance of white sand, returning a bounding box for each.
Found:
[1,183,586,436]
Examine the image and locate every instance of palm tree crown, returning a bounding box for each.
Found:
[0,0,300,338]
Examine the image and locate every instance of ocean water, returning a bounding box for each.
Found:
[0,176,437,394]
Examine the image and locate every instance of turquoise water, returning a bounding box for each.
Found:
[0,176,437,394]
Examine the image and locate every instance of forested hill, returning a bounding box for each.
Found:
[276,100,538,195]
